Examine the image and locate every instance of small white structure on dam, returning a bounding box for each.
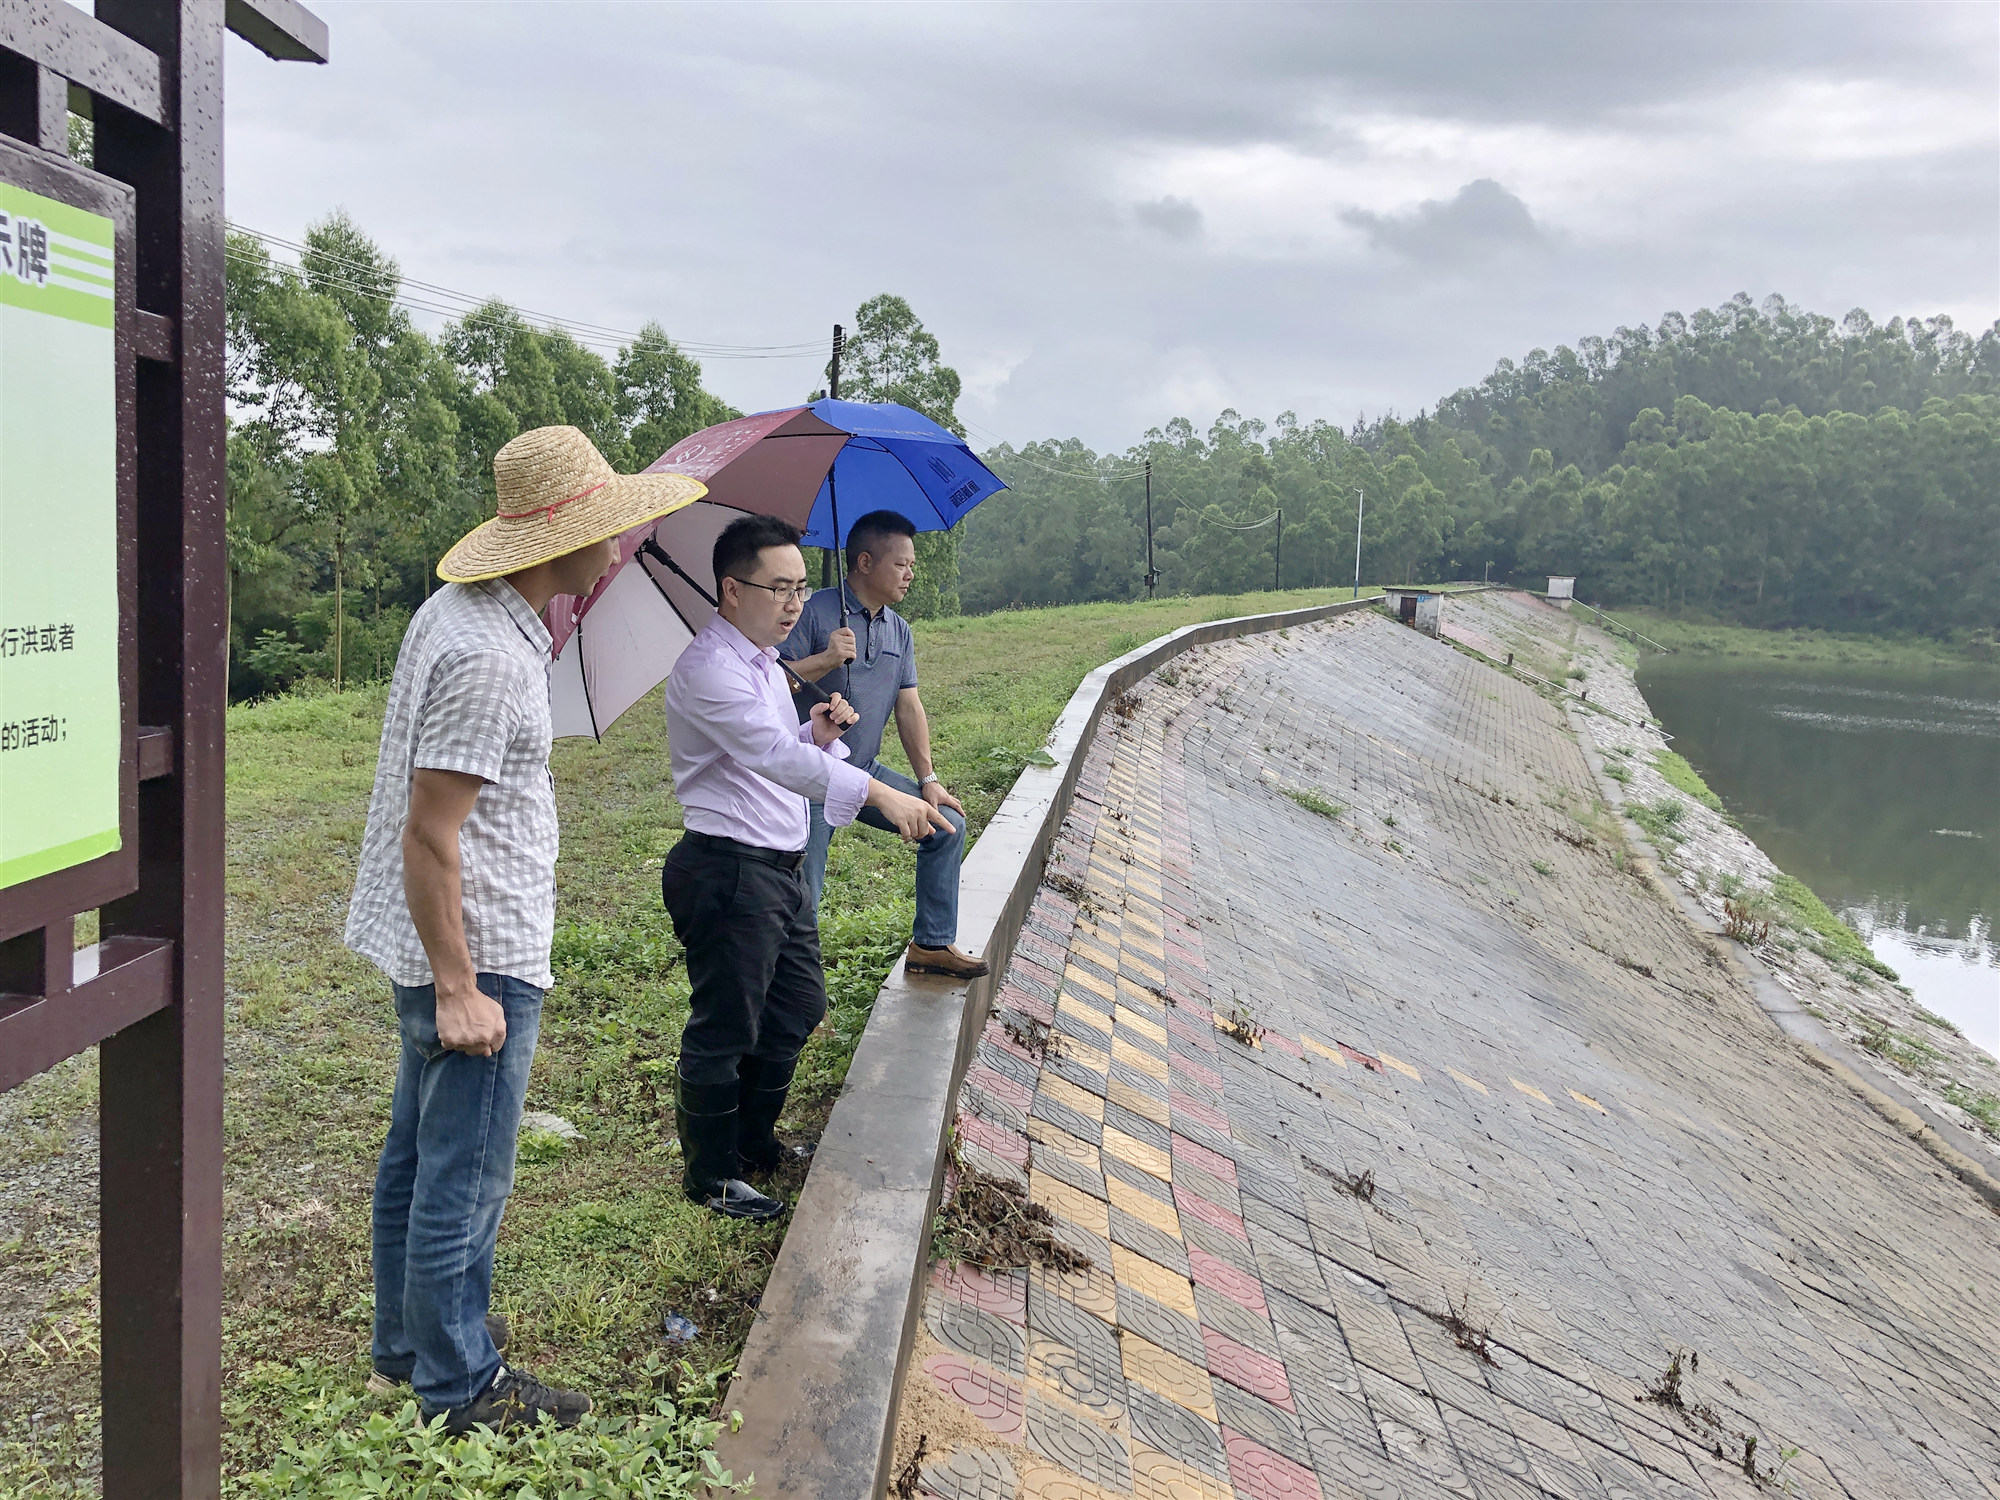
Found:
[1382,585,1442,637]
[1547,575,1576,607]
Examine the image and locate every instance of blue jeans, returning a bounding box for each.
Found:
[805,760,965,948]
[372,972,543,1414]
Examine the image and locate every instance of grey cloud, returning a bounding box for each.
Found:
[221,4,1997,452]
[1133,197,1203,242]
[1342,180,1548,265]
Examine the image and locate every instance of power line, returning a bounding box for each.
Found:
[225,221,827,361]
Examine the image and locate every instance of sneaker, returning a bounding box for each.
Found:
[906,942,990,979]
[691,1176,788,1222]
[443,1363,592,1435]
[366,1313,510,1396]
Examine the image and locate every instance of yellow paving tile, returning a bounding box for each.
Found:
[1448,1067,1490,1095]
[1058,993,1114,1033]
[1120,1332,1217,1419]
[1132,1447,1234,1500]
[1072,933,1120,969]
[1117,975,1168,1009]
[1029,1119,1102,1170]
[1064,966,1117,1003]
[1381,1051,1423,1082]
[1510,1077,1551,1104]
[1032,1260,1119,1322]
[1112,1036,1170,1082]
[1031,1172,1110,1237]
[1040,1073,1107,1120]
[1106,1078,1170,1125]
[1115,1006,1168,1046]
[1112,1245,1199,1316]
[1568,1088,1609,1114]
[1121,949,1166,984]
[1101,1126,1171,1181]
[1121,908,1164,941]
[1106,1176,1180,1236]
[1302,1034,1348,1066]
[1062,1037,1110,1075]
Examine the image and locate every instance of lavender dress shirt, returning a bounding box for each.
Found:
[664,614,872,852]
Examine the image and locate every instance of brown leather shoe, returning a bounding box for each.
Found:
[905,943,990,979]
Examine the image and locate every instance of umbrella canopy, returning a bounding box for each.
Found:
[542,400,1006,739]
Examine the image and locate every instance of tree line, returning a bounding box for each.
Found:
[962,295,2000,637]
[220,209,1998,705]
[221,212,968,699]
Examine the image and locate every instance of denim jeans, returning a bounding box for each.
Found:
[804,760,966,948]
[372,972,543,1414]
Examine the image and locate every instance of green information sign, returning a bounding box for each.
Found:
[0,182,119,891]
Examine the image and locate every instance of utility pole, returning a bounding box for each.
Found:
[1275,508,1283,592]
[1143,460,1159,596]
[822,323,844,589]
[1352,487,1365,599]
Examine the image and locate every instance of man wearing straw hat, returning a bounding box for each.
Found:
[346,426,704,1433]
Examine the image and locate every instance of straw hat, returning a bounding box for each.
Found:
[438,426,706,583]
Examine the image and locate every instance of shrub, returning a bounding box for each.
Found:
[228,1361,752,1499]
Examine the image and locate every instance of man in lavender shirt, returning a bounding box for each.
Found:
[662,515,951,1220]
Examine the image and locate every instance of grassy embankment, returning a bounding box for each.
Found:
[0,586,1369,1495]
[1598,609,1994,666]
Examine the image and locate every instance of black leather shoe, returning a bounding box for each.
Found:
[367,1313,510,1396]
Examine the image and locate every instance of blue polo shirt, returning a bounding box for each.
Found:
[779,582,917,770]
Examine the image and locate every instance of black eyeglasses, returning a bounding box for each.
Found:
[730,578,813,604]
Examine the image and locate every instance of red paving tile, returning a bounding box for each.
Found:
[1189,1244,1268,1314]
[983,1019,1039,1067]
[1175,1185,1250,1240]
[965,1061,1032,1111]
[928,1261,1027,1322]
[1263,1033,1305,1060]
[998,983,1056,1025]
[1170,1090,1231,1134]
[1222,1428,1323,1500]
[958,1111,1031,1169]
[921,1353,1024,1438]
[1335,1042,1383,1073]
[1201,1327,1294,1410]
[1172,1055,1224,1092]
[1171,1133,1239,1183]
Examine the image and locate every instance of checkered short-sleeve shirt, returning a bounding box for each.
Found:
[344,579,560,990]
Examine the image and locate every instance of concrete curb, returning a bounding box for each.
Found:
[716,596,1382,1500]
[1564,703,2000,1217]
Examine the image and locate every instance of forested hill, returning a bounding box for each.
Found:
[1428,292,2000,483]
[962,295,2000,639]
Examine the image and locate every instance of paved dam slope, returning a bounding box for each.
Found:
[909,605,2000,1500]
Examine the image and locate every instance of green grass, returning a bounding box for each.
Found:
[0,584,1364,1492]
[1652,750,1725,813]
[1599,610,1989,666]
[1282,787,1345,820]
[1627,796,1686,849]
[1770,873,1898,981]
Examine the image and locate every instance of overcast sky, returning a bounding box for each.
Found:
[221,1,2000,454]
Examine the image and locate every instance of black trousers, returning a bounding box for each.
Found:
[661,835,829,1087]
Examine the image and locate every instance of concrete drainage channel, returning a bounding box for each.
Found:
[715,596,1378,1499]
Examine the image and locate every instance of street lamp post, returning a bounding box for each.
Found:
[1351,487,1365,599]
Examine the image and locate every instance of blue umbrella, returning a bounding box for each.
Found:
[794,398,1007,556]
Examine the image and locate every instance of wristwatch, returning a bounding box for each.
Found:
[919,774,941,788]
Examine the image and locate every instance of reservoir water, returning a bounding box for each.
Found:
[1635,655,2000,1059]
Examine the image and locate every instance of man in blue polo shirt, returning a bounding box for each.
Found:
[781,510,989,981]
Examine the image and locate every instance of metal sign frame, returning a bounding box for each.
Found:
[0,4,326,1494]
